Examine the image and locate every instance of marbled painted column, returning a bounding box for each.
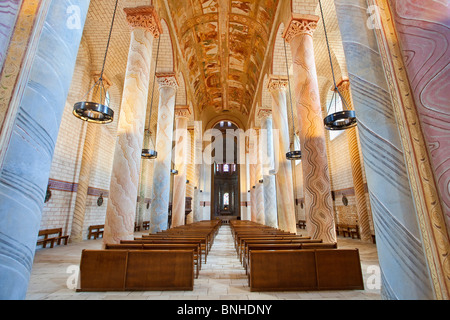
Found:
[284,15,336,243]
[337,79,372,243]
[259,110,278,228]
[149,73,178,233]
[171,106,190,228]
[334,0,434,300]
[193,121,203,222]
[103,6,161,244]
[0,0,51,170]
[255,129,265,225]
[71,74,111,242]
[0,0,21,71]
[137,129,152,230]
[267,76,297,234]
[380,0,450,298]
[0,0,89,299]
[249,135,257,222]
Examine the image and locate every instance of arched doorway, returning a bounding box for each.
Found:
[210,121,240,222]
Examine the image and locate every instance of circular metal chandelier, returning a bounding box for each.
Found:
[319,0,357,131]
[73,0,118,124]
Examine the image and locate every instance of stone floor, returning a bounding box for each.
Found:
[25,225,381,300]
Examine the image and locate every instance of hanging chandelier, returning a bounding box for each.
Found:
[73,0,118,124]
[319,0,357,131]
[141,36,162,160]
[283,38,302,161]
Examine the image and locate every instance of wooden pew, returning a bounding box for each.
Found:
[248,249,364,291]
[77,249,194,291]
[105,243,202,278]
[37,228,69,248]
[243,242,338,273]
[88,225,104,240]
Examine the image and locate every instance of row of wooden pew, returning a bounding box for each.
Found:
[230,220,365,292]
[77,220,221,292]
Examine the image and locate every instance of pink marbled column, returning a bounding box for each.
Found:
[171,106,191,228]
[103,6,161,245]
[267,76,297,234]
[255,129,266,225]
[389,0,450,227]
[284,15,336,243]
[149,73,178,233]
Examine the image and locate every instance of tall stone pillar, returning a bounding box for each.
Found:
[137,129,153,230]
[71,74,111,242]
[336,79,372,242]
[249,134,257,222]
[0,0,90,299]
[267,76,297,234]
[171,106,191,228]
[255,128,265,225]
[284,15,336,243]
[149,73,178,233]
[334,0,434,299]
[103,6,161,244]
[259,110,278,228]
[193,121,203,222]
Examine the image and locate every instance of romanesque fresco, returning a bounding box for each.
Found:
[168,0,280,117]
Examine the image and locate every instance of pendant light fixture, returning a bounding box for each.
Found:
[141,36,162,160]
[73,0,118,124]
[319,0,357,131]
[283,38,302,161]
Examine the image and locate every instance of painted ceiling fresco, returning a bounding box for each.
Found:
[168,0,280,120]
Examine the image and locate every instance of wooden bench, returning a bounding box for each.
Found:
[248,249,364,291]
[105,243,202,278]
[243,242,337,273]
[88,225,104,240]
[77,249,194,292]
[36,228,69,248]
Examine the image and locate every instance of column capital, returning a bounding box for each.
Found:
[175,105,191,119]
[283,14,319,42]
[124,6,162,38]
[156,72,179,90]
[336,77,351,91]
[92,72,112,90]
[267,75,289,92]
[257,108,272,119]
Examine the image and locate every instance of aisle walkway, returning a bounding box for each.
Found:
[26,225,381,300]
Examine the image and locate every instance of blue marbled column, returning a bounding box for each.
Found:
[334,0,434,299]
[0,0,89,299]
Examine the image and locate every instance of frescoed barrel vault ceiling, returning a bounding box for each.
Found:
[166,0,280,124]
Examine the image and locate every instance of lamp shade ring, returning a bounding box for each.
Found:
[324,110,357,131]
[286,150,302,160]
[73,101,114,124]
[141,149,158,159]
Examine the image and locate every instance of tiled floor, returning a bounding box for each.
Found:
[26,225,381,300]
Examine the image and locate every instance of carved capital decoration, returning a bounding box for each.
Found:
[156,72,179,90]
[283,14,319,43]
[257,108,272,119]
[267,76,289,92]
[175,105,192,118]
[124,6,162,38]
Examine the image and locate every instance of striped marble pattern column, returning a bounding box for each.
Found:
[255,129,265,225]
[149,73,178,233]
[249,135,257,222]
[171,106,190,228]
[0,0,89,299]
[284,15,336,243]
[335,0,434,300]
[338,79,372,243]
[103,6,161,245]
[260,111,278,228]
[267,76,297,234]
[193,121,203,222]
